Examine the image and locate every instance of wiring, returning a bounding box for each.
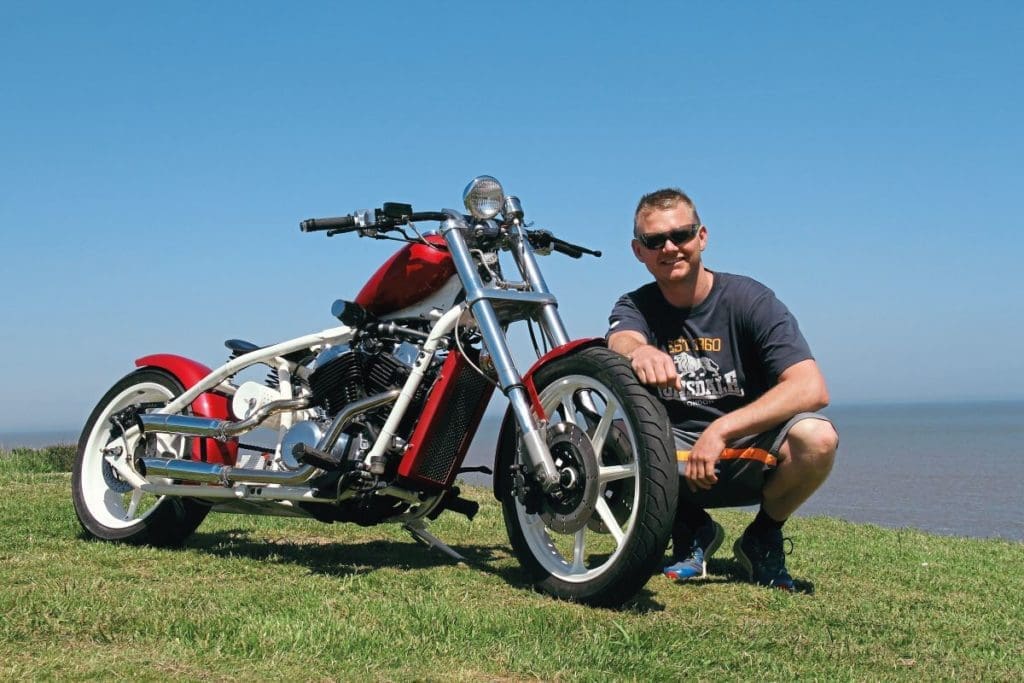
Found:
[453,314,500,389]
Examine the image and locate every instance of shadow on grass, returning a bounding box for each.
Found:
[72,526,798,604]
[701,557,815,594]
[73,526,521,586]
[186,527,512,578]
[172,528,670,612]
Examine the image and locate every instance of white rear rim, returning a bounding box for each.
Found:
[80,382,184,529]
[515,375,642,583]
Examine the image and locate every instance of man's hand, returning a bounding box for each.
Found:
[685,428,725,493]
[608,331,681,390]
[627,344,682,391]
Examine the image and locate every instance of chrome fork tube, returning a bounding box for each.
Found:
[507,222,570,347]
[440,211,560,490]
[507,220,602,417]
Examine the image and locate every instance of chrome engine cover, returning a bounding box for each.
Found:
[279,420,324,469]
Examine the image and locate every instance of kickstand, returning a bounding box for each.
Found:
[403,521,467,564]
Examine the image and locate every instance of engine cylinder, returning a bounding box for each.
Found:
[308,350,364,415]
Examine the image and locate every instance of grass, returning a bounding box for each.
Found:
[0,443,76,474]
[1,447,1022,681]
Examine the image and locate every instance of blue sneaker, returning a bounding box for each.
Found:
[733,527,795,591]
[663,520,725,581]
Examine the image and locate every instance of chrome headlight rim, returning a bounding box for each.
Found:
[462,175,505,220]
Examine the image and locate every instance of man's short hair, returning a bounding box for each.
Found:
[634,188,701,234]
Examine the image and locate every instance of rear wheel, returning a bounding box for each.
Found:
[72,369,209,546]
[499,347,677,607]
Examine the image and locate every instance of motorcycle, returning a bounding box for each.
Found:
[72,176,678,607]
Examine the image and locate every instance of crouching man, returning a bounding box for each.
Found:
[607,188,839,590]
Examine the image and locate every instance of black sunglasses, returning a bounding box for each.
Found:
[634,224,702,250]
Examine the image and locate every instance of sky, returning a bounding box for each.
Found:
[1,2,1022,431]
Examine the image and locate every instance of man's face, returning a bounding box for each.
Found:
[632,203,707,285]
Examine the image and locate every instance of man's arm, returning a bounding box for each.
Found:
[608,330,681,391]
[684,358,829,491]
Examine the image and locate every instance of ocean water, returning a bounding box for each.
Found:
[461,400,1024,542]
[4,400,1021,540]
[0,429,80,449]
[795,401,1023,541]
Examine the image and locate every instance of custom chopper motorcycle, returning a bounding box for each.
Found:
[72,176,678,607]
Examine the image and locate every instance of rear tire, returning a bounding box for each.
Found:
[498,347,677,607]
[72,369,209,546]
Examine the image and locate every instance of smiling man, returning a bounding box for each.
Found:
[607,188,839,590]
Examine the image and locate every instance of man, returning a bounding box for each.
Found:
[607,188,838,590]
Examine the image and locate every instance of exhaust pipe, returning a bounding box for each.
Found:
[137,414,226,438]
[138,389,401,487]
[137,457,227,484]
[318,389,401,451]
[138,397,310,440]
[138,456,316,486]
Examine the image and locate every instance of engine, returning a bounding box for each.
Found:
[307,343,417,417]
[269,341,435,476]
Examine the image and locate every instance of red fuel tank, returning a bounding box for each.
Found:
[354,235,456,316]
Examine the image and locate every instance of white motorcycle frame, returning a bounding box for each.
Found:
[104,210,572,516]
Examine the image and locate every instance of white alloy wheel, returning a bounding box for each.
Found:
[515,374,642,582]
[499,346,677,607]
[72,368,209,545]
[78,382,181,528]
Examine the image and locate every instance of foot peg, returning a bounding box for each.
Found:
[445,495,479,521]
[457,465,493,476]
[427,486,479,521]
[292,443,342,469]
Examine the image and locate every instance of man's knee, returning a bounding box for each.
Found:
[780,418,838,473]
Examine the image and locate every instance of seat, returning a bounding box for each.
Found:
[224,339,312,364]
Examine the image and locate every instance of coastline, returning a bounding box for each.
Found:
[6,397,1020,445]
[4,398,1022,541]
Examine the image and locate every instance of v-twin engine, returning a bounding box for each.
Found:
[307,344,416,417]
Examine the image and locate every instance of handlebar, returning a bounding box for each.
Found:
[299,216,357,233]
[526,229,602,259]
[299,209,601,258]
[299,210,449,235]
[553,241,584,259]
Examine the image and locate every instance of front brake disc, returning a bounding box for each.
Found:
[539,422,599,534]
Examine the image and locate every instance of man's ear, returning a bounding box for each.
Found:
[631,239,644,261]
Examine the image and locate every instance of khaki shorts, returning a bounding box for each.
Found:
[672,412,834,508]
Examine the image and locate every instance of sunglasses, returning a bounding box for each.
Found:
[634,223,702,250]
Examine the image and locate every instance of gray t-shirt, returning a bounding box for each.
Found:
[608,271,813,432]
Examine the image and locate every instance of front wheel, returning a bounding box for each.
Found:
[72,368,209,546]
[499,347,678,607]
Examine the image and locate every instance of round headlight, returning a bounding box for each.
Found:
[462,175,504,220]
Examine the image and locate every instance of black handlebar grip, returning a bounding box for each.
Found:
[552,241,584,259]
[299,215,357,232]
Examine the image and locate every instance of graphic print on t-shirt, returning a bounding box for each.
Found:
[660,344,745,404]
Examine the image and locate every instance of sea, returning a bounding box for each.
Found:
[3,400,1021,541]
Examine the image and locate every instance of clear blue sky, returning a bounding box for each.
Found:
[2,2,1021,431]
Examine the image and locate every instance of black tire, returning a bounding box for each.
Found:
[72,368,209,546]
[498,347,677,607]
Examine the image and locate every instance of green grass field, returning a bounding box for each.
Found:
[1,447,1021,681]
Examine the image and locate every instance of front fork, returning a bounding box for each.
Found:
[473,294,561,490]
[441,212,568,491]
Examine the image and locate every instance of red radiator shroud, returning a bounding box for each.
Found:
[397,350,494,488]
